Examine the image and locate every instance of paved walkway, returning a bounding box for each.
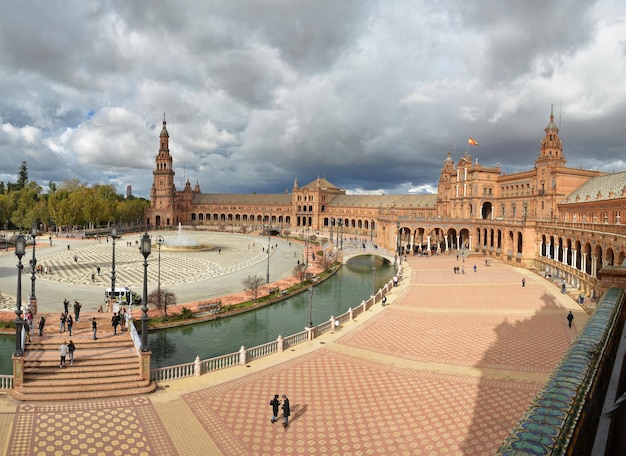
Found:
[0,248,588,455]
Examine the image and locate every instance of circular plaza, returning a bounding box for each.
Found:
[0,230,303,314]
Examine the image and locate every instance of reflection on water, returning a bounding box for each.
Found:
[0,336,13,375]
[0,255,392,374]
[149,255,392,369]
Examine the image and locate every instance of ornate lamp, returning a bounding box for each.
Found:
[140,232,151,351]
[14,235,26,356]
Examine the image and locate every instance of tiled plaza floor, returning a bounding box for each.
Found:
[0,253,588,455]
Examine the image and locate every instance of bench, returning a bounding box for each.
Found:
[198,300,222,314]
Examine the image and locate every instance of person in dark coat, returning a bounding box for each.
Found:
[111,313,120,335]
[74,301,82,322]
[270,395,280,423]
[38,316,46,336]
[281,394,290,427]
[567,311,574,328]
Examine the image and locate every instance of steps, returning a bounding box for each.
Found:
[10,312,155,401]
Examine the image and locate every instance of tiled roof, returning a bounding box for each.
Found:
[561,171,626,204]
[329,194,438,208]
[189,192,438,209]
[191,193,292,205]
[302,177,341,190]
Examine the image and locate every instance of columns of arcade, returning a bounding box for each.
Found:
[536,229,626,299]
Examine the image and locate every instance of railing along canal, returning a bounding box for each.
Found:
[150,273,398,383]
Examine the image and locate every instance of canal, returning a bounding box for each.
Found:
[0,255,392,374]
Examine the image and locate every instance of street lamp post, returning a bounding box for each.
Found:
[266,227,271,284]
[370,220,374,244]
[305,225,310,266]
[395,222,400,270]
[29,224,37,312]
[156,236,165,319]
[329,218,334,244]
[110,226,118,312]
[372,266,376,296]
[339,220,343,250]
[14,235,26,356]
[307,286,314,328]
[397,222,401,255]
[140,232,151,352]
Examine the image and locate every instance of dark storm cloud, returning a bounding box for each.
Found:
[0,0,624,197]
[463,0,599,84]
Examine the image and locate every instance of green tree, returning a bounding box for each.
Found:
[17,161,28,189]
[117,198,149,225]
[9,182,42,229]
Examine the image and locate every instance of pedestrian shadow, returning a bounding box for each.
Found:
[290,403,308,424]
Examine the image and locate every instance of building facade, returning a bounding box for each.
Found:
[145,110,626,297]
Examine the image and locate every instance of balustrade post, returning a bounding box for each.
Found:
[361,300,366,313]
[239,345,247,365]
[330,316,336,330]
[194,356,201,377]
[305,326,314,341]
[349,307,353,320]
[277,335,284,353]
[12,355,24,387]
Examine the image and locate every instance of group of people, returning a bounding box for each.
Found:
[110,309,127,335]
[58,340,75,367]
[21,310,41,342]
[62,298,82,322]
[269,394,291,427]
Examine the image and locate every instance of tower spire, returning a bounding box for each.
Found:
[536,106,566,167]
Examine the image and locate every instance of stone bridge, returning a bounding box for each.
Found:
[338,241,396,265]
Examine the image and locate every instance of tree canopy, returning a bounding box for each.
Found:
[0,162,148,231]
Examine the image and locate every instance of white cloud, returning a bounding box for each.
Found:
[0,0,625,197]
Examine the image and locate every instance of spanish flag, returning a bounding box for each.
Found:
[468,137,478,146]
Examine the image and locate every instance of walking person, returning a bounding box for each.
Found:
[281,394,290,428]
[66,314,73,336]
[74,301,82,322]
[59,341,68,368]
[91,317,97,340]
[67,340,75,365]
[24,322,31,344]
[270,394,280,423]
[59,312,66,333]
[63,298,69,315]
[119,308,127,331]
[522,278,525,287]
[38,316,46,336]
[111,312,120,335]
[567,311,574,329]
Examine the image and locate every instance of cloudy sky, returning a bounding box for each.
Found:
[1,0,626,198]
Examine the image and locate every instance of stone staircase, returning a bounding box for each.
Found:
[9,313,155,401]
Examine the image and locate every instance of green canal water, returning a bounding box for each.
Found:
[0,255,392,374]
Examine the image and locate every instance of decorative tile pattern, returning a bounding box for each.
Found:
[183,349,540,456]
[5,398,176,456]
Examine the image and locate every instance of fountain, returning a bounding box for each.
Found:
[160,224,214,251]
[173,223,196,246]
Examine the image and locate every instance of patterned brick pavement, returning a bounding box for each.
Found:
[0,252,588,455]
[5,398,176,456]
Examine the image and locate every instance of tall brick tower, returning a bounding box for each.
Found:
[146,116,178,227]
